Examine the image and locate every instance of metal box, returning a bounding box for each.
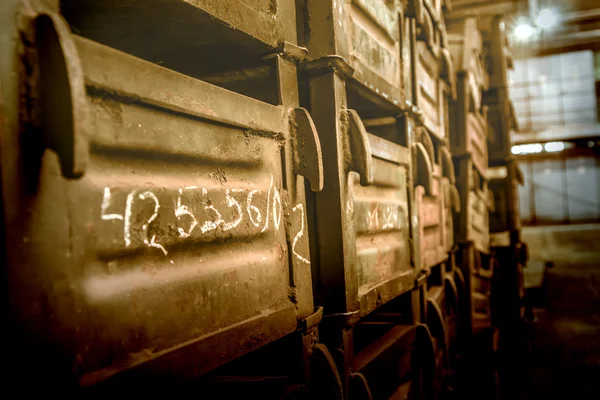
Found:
[60,0,301,107]
[479,15,517,162]
[414,2,456,141]
[305,71,420,319]
[453,155,491,254]
[481,15,513,90]
[448,17,489,176]
[415,131,459,270]
[410,3,458,271]
[486,92,517,162]
[3,6,323,387]
[457,246,494,335]
[61,0,298,50]
[300,0,413,110]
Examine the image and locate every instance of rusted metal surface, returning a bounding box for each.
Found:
[0,0,536,397]
[300,0,409,109]
[306,62,417,321]
[61,0,297,50]
[486,93,517,162]
[411,3,459,274]
[481,15,511,91]
[447,17,489,176]
[415,133,458,270]
[479,16,517,162]
[453,155,491,254]
[3,1,325,387]
[457,245,494,336]
[414,4,456,141]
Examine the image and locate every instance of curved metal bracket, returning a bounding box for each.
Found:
[427,297,449,354]
[309,344,344,400]
[440,48,457,100]
[412,143,433,196]
[415,323,437,379]
[349,373,373,400]
[446,181,461,213]
[440,147,455,184]
[418,128,435,168]
[439,23,450,50]
[18,5,88,179]
[444,275,459,310]
[291,108,324,192]
[416,9,435,50]
[344,109,374,187]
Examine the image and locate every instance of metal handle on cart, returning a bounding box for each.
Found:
[18,4,89,178]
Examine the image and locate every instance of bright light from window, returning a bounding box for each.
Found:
[514,22,536,41]
[544,141,565,152]
[535,8,559,30]
[512,143,543,155]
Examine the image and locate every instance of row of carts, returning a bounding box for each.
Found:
[0,0,528,398]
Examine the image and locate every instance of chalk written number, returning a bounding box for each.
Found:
[100,176,309,264]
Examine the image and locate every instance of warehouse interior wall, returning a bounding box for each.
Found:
[509,50,600,225]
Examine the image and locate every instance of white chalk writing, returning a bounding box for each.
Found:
[292,203,310,265]
[101,175,286,261]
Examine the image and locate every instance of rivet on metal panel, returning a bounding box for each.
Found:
[17,3,88,179]
[412,143,433,195]
[343,109,374,186]
[291,108,324,192]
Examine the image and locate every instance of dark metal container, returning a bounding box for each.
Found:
[481,15,517,162]
[299,0,413,111]
[1,1,326,389]
[412,2,459,272]
[448,17,489,176]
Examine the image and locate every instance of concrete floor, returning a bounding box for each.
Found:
[519,224,600,398]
